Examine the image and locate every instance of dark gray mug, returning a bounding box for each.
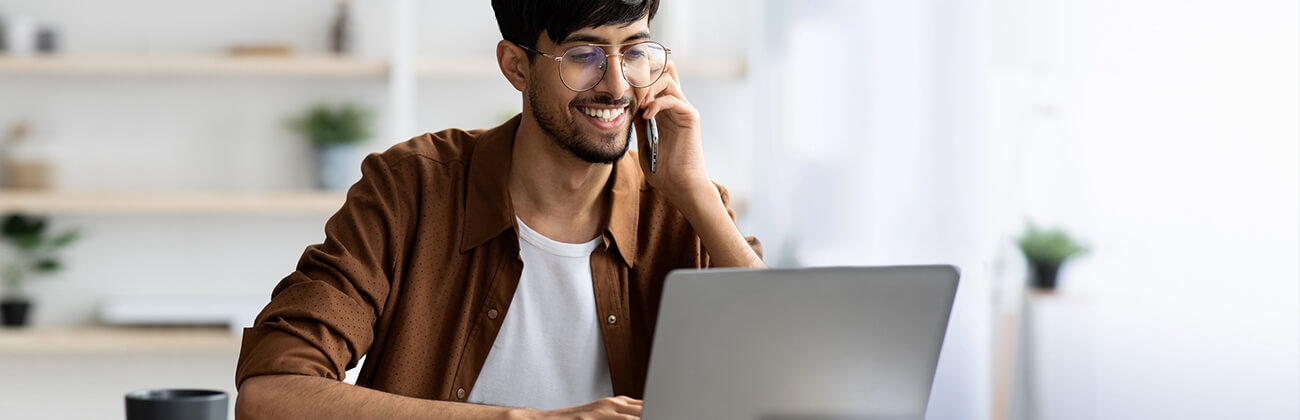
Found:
[125,389,228,420]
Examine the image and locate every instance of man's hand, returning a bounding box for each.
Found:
[631,59,764,269]
[633,59,713,207]
[515,396,643,419]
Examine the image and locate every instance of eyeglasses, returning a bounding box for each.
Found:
[516,41,671,92]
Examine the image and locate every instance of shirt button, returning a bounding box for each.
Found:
[487,308,499,320]
[457,388,466,399]
[607,315,617,324]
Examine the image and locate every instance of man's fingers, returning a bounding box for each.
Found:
[608,395,643,408]
[602,396,643,417]
[640,95,676,119]
[543,397,643,420]
[659,59,686,101]
[665,58,680,86]
[641,95,693,122]
[640,59,684,107]
[613,404,642,416]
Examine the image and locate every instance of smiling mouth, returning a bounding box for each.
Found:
[577,106,628,123]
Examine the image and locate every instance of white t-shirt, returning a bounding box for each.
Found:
[466,217,614,410]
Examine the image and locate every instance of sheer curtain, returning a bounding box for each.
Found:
[748,1,993,418]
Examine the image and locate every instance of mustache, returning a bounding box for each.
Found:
[572,94,633,108]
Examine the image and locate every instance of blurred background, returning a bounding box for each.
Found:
[0,1,1294,419]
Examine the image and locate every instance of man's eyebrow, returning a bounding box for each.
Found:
[621,31,651,43]
[561,33,606,45]
[560,31,651,45]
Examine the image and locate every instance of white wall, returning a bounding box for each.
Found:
[988,0,1300,418]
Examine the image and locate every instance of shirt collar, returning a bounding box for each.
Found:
[459,114,642,268]
[605,147,642,268]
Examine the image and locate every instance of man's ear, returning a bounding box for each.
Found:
[497,40,529,92]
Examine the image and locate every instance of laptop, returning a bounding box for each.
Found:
[640,265,960,420]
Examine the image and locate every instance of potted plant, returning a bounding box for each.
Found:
[0,213,79,327]
[291,103,374,190]
[1016,223,1087,290]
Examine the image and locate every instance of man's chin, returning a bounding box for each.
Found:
[565,130,631,164]
[543,109,633,164]
[578,140,630,164]
[578,121,633,150]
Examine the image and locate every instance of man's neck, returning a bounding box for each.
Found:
[508,115,612,244]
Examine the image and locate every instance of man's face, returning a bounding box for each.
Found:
[526,19,651,164]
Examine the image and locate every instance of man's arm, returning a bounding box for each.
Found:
[237,375,517,420]
[633,60,764,269]
[237,375,642,420]
[678,183,765,268]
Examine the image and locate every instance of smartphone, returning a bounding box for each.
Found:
[647,118,659,174]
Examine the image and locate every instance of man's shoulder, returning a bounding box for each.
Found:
[375,126,490,169]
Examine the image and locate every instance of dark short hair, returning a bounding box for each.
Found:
[492,0,660,51]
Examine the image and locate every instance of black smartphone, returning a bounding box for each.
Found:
[647,118,659,174]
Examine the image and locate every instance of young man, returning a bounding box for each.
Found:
[234,1,762,419]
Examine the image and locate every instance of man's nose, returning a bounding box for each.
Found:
[590,55,631,97]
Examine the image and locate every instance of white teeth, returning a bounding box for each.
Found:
[580,106,626,123]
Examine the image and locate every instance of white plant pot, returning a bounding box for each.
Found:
[314,144,360,191]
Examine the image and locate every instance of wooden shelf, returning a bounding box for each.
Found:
[0,327,241,355]
[0,55,389,78]
[0,190,346,215]
[0,55,748,79]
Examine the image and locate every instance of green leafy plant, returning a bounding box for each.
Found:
[291,103,374,146]
[1016,222,1087,269]
[1,213,79,296]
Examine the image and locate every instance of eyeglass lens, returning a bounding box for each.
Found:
[559,42,667,92]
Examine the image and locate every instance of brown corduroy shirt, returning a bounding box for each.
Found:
[235,115,761,402]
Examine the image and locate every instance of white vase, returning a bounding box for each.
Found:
[3,16,38,56]
[314,144,359,191]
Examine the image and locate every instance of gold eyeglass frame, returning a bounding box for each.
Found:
[515,41,672,92]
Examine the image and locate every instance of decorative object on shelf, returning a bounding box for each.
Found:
[4,160,51,189]
[0,13,8,52]
[2,120,54,190]
[1,15,36,56]
[0,212,80,327]
[34,24,57,54]
[291,103,373,190]
[1016,222,1088,290]
[330,0,352,55]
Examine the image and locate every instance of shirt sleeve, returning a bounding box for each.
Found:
[235,152,412,389]
[702,182,763,267]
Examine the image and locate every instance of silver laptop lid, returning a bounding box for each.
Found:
[641,265,960,420]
